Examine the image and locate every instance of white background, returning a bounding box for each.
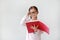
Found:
[0,0,60,40]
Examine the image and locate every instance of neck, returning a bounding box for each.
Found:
[32,17,37,20]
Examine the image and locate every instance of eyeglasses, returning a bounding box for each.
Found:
[30,11,37,14]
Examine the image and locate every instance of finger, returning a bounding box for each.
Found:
[37,25,38,28]
[34,25,35,28]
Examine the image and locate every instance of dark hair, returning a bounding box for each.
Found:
[29,6,38,12]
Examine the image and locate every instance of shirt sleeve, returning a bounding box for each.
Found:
[20,15,30,26]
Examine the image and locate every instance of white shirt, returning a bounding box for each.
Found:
[20,15,43,40]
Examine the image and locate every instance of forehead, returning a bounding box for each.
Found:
[29,8,37,12]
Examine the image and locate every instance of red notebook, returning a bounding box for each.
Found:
[26,21,49,34]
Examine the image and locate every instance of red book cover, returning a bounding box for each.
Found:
[26,21,49,34]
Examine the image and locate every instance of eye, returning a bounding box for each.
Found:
[30,11,37,14]
[32,12,35,13]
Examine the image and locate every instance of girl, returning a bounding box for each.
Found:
[20,6,46,40]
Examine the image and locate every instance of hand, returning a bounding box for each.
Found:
[27,12,31,17]
[27,12,30,16]
[31,25,38,32]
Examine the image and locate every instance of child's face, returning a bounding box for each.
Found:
[29,8,38,18]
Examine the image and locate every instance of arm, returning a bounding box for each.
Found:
[20,14,30,26]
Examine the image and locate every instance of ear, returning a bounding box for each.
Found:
[37,11,39,15]
[38,11,39,13]
[37,12,38,14]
